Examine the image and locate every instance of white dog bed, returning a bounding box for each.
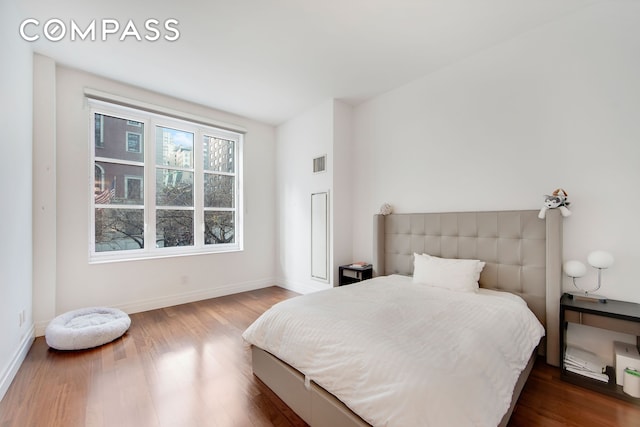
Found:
[45,307,131,350]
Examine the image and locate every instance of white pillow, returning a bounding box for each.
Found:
[412,253,485,292]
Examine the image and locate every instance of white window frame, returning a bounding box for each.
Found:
[89,99,243,263]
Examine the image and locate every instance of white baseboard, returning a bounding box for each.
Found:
[34,278,277,337]
[0,325,35,402]
[276,276,329,295]
[117,278,276,314]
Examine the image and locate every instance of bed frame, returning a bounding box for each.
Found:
[252,209,563,427]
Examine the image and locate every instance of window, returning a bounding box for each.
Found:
[126,131,142,153]
[95,115,104,147]
[203,136,236,244]
[89,100,243,262]
[94,164,105,192]
[124,176,143,201]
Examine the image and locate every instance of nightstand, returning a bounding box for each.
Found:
[560,293,640,403]
[338,264,372,286]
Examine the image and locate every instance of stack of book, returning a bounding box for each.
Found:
[564,346,609,382]
[349,262,371,268]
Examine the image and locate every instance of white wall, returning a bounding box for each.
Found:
[32,54,57,337]
[351,2,640,362]
[31,62,277,333]
[332,101,354,285]
[276,100,353,292]
[0,3,34,400]
[276,101,333,292]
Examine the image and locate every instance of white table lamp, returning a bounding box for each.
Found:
[564,250,614,303]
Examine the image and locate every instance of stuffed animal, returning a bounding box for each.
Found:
[538,188,571,219]
[379,203,393,215]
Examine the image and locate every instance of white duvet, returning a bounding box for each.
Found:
[242,275,545,427]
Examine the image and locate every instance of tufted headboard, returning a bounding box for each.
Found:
[373,209,562,366]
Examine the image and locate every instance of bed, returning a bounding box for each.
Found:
[244,209,563,426]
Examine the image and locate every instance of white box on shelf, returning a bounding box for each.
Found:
[614,341,640,386]
[623,369,640,397]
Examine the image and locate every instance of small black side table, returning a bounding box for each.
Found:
[560,293,640,404]
[338,264,373,286]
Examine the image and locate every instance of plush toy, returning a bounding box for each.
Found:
[538,188,571,219]
[379,203,393,215]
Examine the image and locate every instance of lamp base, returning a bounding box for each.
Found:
[568,292,607,303]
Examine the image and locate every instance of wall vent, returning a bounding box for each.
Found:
[313,155,326,173]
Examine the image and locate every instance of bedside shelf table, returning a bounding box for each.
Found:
[338,264,372,286]
[560,293,640,404]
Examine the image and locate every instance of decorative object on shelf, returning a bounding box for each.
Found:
[564,250,614,302]
[614,342,640,386]
[378,203,393,215]
[538,188,572,219]
[623,368,640,398]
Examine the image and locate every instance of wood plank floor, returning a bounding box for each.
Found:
[1,286,639,427]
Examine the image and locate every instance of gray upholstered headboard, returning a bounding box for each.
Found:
[373,209,562,366]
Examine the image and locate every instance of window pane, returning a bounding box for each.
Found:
[204,212,235,245]
[156,210,194,247]
[95,113,144,162]
[156,126,194,167]
[156,170,193,206]
[204,136,234,173]
[95,208,144,252]
[204,174,234,208]
[94,162,144,205]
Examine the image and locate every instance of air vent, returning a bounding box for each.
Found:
[313,155,326,173]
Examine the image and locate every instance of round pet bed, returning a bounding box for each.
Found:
[45,307,131,350]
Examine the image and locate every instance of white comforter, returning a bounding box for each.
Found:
[242,275,545,427]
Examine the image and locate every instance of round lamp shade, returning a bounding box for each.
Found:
[564,260,587,278]
[587,251,614,269]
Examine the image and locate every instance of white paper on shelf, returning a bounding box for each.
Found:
[565,365,609,382]
[565,346,606,374]
[564,358,603,372]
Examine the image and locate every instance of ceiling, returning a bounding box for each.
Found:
[22,0,598,125]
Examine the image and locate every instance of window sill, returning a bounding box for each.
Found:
[89,245,243,264]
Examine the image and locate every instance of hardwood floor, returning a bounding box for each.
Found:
[1,286,639,427]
